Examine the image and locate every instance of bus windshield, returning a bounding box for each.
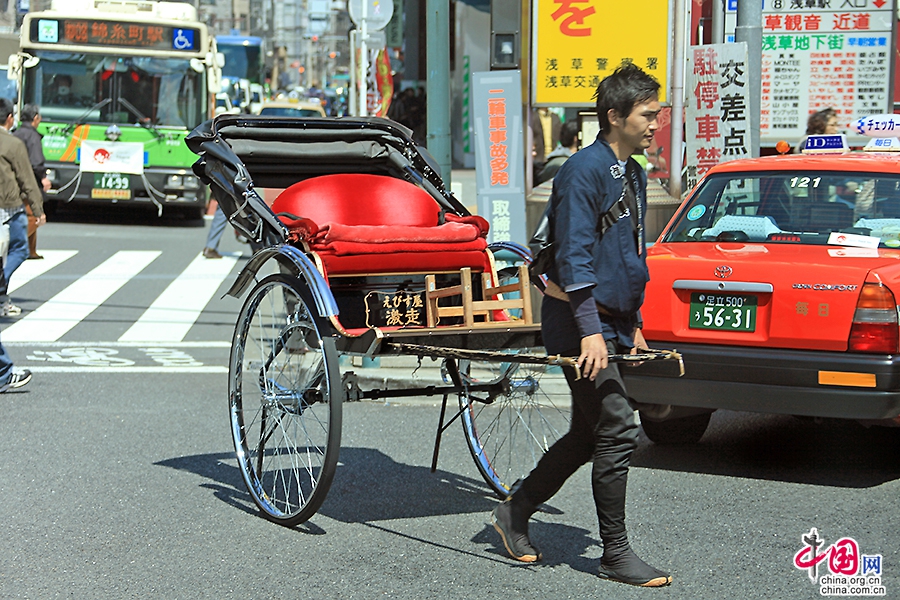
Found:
[216,36,263,84]
[23,51,205,129]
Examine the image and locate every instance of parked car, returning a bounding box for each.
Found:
[627,138,900,443]
[215,92,240,116]
[258,100,327,118]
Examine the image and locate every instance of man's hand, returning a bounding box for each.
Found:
[578,333,608,381]
[632,328,648,353]
[41,177,51,192]
[35,213,46,227]
[629,328,648,367]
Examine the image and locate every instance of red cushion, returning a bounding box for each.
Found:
[272,173,441,227]
[320,250,492,276]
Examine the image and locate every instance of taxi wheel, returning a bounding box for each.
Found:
[639,411,711,445]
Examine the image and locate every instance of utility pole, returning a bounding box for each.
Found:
[735,0,762,157]
[426,0,451,186]
[669,0,686,199]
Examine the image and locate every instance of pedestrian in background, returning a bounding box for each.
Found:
[491,64,671,588]
[795,107,839,153]
[13,104,51,260]
[202,204,227,259]
[531,106,562,162]
[536,120,580,185]
[0,98,45,317]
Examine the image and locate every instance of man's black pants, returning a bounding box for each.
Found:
[520,340,639,539]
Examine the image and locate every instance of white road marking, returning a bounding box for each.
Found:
[118,252,239,342]
[3,251,160,342]
[24,366,227,373]
[8,250,78,293]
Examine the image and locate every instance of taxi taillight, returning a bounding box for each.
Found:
[848,283,899,353]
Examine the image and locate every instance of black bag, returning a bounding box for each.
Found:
[527,161,638,284]
[527,204,554,283]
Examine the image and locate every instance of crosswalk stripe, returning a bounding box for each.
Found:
[8,250,78,293]
[3,251,161,342]
[118,252,239,342]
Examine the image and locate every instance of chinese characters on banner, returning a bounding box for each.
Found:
[759,0,894,144]
[532,0,670,105]
[685,43,751,191]
[472,71,527,244]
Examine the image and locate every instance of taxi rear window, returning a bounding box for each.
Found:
[664,171,900,246]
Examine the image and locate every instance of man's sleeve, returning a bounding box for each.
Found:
[552,162,606,291]
[26,136,46,173]
[12,141,43,217]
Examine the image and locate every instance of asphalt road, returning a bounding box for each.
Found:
[0,208,897,599]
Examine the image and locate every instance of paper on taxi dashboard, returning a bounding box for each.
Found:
[827,231,880,249]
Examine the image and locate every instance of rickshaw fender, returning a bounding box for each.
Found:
[227,244,339,319]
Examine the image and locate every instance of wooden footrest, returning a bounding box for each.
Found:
[424,266,533,327]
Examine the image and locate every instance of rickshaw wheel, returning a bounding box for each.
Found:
[229,274,342,526]
[446,356,571,498]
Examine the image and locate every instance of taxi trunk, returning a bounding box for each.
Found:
[641,243,900,353]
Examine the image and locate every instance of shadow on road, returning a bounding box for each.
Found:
[46,201,205,228]
[633,410,900,488]
[155,446,504,527]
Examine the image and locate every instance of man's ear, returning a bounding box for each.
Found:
[606,108,621,129]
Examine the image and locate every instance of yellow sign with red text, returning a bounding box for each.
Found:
[532,0,670,106]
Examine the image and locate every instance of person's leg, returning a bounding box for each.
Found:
[591,344,670,587]
[493,356,595,562]
[0,336,12,384]
[4,211,29,284]
[26,204,40,259]
[205,205,227,250]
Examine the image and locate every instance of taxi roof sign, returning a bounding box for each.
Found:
[802,134,849,154]
[863,136,900,152]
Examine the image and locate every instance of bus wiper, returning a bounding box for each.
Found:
[62,98,112,135]
[117,97,162,139]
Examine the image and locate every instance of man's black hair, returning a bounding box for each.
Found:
[559,120,579,148]
[594,64,660,134]
[0,98,13,122]
[20,104,39,123]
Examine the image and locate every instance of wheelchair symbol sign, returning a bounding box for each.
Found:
[172,28,195,51]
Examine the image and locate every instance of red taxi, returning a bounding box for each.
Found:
[628,141,900,443]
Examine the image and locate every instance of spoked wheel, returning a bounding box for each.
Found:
[446,354,571,498]
[229,274,342,526]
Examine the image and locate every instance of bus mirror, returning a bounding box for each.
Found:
[206,52,225,69]
[22,55,40,69]
[190,58,205,73]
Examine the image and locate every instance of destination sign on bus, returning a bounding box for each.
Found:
[30,18,199,52]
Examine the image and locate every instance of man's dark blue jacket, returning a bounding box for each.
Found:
[547,135,650,328]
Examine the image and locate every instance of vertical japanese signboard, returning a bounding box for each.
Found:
[758,0,896,145]
[473,71,526,244]
[532,0,670,106]
[686,43,752,191]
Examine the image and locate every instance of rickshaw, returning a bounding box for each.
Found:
[187,115,679,526]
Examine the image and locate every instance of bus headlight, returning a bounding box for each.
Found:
[183,176,200,189]
[166,175,183,188]
[46,169,58,183]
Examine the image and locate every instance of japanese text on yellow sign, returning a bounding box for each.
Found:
[532,0,670,106]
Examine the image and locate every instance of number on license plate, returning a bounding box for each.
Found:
[92,172,131,199]
[689,293,757,332]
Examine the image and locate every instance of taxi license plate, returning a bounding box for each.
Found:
[689,293,757,332]
[92,172,131,199]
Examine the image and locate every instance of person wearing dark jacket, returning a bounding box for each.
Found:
[490,64,671,588]
[536,120,579,185]
[13,104,51,260]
